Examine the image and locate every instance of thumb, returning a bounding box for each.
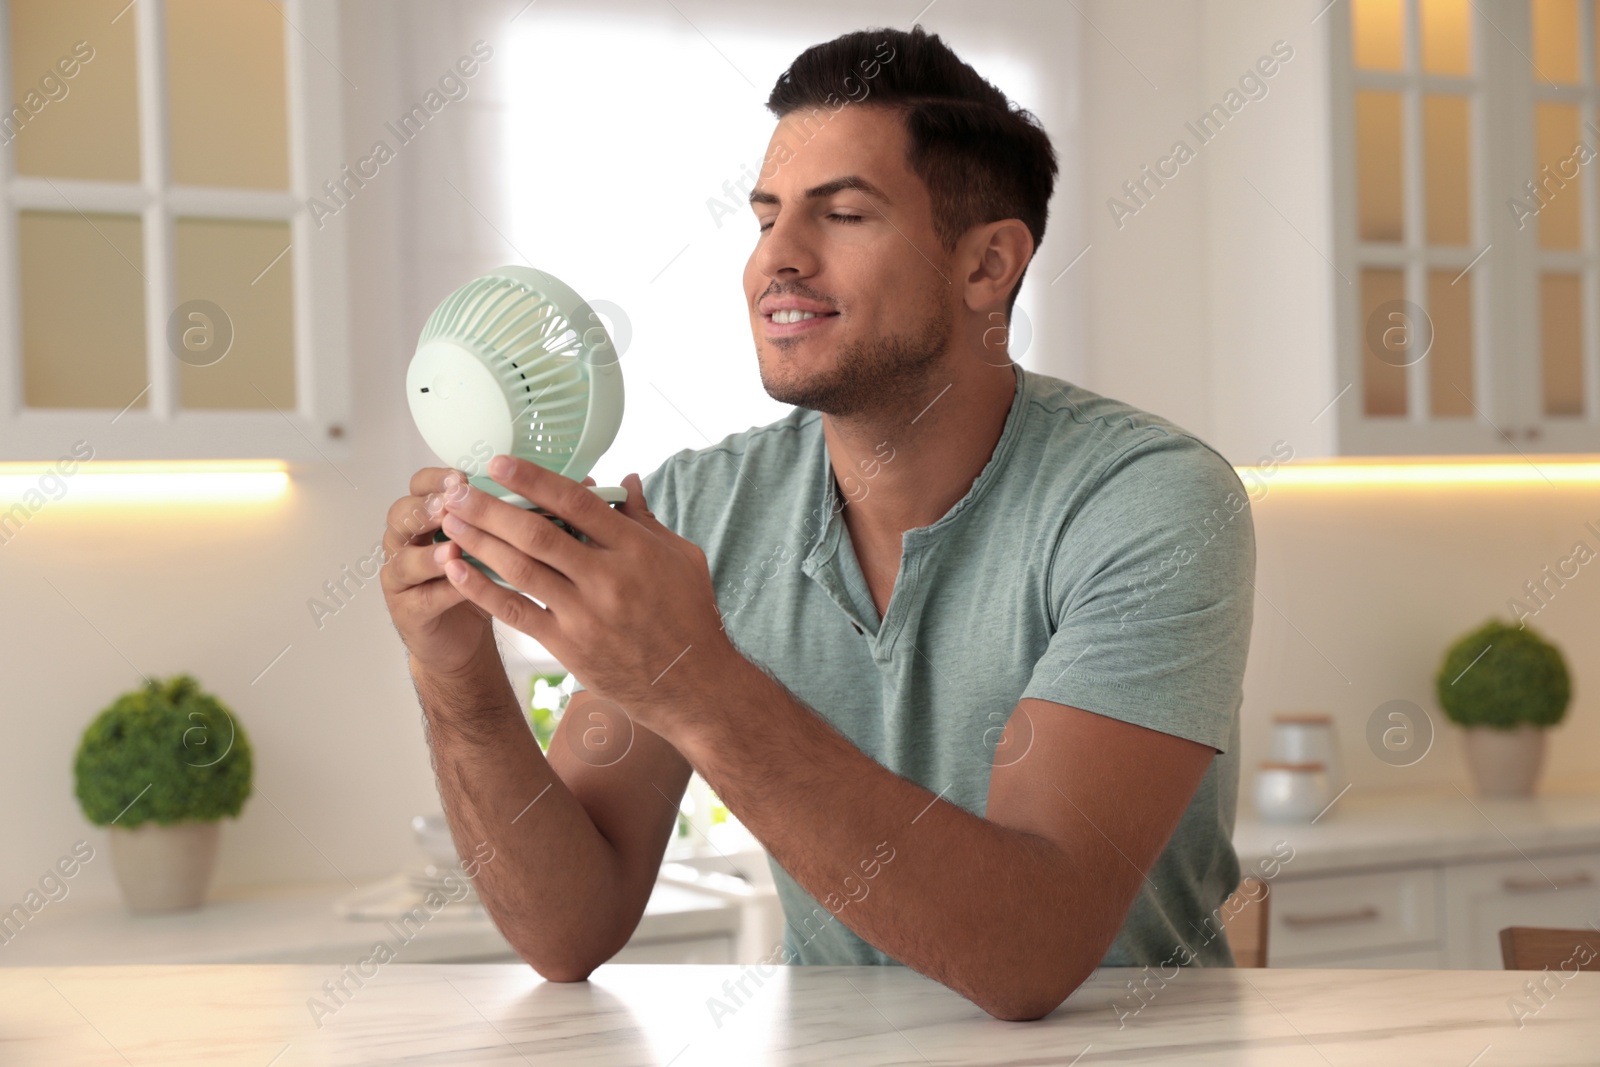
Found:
[618,472,659,524]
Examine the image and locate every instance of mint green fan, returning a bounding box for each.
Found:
[406,265,625,590]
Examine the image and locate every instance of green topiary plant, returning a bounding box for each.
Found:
[74,674,253,828]
[1435,620,1571,731]
[527,672,571,752]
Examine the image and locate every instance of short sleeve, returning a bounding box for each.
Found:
[566,458,677,695]
[1019,434,1256,753]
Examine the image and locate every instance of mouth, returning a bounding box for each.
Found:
[762,309,840,336]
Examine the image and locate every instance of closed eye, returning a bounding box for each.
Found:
[758,213,866,233]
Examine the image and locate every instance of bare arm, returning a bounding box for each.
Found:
[385,467,692,978]
[676,655,1214,1022]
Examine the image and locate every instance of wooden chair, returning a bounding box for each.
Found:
[1221,876,1271,968]
[1498,926,1600,971]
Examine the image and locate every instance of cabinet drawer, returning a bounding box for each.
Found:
[1442,850,1600,969]
[1270,868,1439,963]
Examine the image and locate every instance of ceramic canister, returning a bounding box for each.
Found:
[1270,713,1343,791]
[1253,760,1332,823]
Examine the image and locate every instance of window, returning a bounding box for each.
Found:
[1333,0,1600,453]
[0,0,349,461]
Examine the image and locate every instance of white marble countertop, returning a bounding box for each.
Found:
[1233,787,1600,876]
[0,879,739,966]
[4,963,1594,1065]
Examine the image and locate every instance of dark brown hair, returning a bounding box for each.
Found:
[766,25,1058,315]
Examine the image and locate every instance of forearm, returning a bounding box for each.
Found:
[411,644,628,979]
[674,660,1107,1020]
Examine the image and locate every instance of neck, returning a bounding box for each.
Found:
[820,356,1018,539]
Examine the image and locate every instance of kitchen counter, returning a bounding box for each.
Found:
[1232,786,1600,876]
[4,963,1594,1065]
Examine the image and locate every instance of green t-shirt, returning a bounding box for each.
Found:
[634,362,1255,969]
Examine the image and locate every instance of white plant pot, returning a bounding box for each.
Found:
[108,820,221,913]
[1461,725,1547,798]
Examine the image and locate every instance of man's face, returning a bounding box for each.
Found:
[743,105,956,418]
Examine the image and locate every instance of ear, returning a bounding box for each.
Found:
[961,219,1034,314]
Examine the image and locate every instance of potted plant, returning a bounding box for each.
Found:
[1435,620,1571,797]
[73,674,253,912]
[527,672,571,752]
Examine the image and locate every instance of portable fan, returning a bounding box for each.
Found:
[406,265,625,589]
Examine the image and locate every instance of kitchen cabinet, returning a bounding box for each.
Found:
[1233,788,1600,968]
[1443,850,1600,969]
[1266,867,1439,965]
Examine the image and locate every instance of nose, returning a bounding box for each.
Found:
[751,211,820,283]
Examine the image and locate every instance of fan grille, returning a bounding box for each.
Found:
[418,275,591,468]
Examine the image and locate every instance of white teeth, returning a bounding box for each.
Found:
[772,308,820,324]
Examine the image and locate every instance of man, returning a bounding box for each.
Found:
[380,25,1254,1022]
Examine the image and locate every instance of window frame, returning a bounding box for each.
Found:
[1330,0,1600,455]
[0,0,350,462]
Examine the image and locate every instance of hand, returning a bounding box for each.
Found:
[434,455,738,733]
[380,467,608,681]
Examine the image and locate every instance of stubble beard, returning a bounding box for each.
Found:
[758,291,955,420]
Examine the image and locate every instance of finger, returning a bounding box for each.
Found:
[615,472,661,529]
[408,466,467,498]
[385,494,445,552]
[582,476,597,487]
[481,455,623,547]
[380,540,455,591]
[386,470,473,547]
[442,553,557,647]
[439,511,576,611]
[442,480,590,575]
[397,573,472,623]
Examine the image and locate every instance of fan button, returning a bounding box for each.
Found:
[429,373,454,399]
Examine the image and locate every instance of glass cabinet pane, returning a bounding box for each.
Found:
[1362,268,1410,416]
[1535,103,1582,249]
[1421,0,1471,75]
[1353,0,1406,71]
[1532,0,1582,84]
[1540,273,1586,416]
[8,0,140,181]
[173,218,295,410]
[165,0,290,189]
[19,211,146,409]
[1427,270,1474,415]
[1423,95,1471,245]
[1357,91,1405,242]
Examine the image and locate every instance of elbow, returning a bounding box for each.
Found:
[972,953,1094,1022]
[534,964,595,984]
[523,952,598,984]
[978,988,1069,1023]
[514,941,606,984]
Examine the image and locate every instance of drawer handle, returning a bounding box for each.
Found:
[1282,905,1380,928]
[1502,871,1594,893]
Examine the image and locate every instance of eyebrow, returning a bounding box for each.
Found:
[748,175,892,208]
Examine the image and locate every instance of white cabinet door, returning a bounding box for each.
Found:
[1269,867,1441,964]
[1443,850,1600,969]
[1274,947,1447,969]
